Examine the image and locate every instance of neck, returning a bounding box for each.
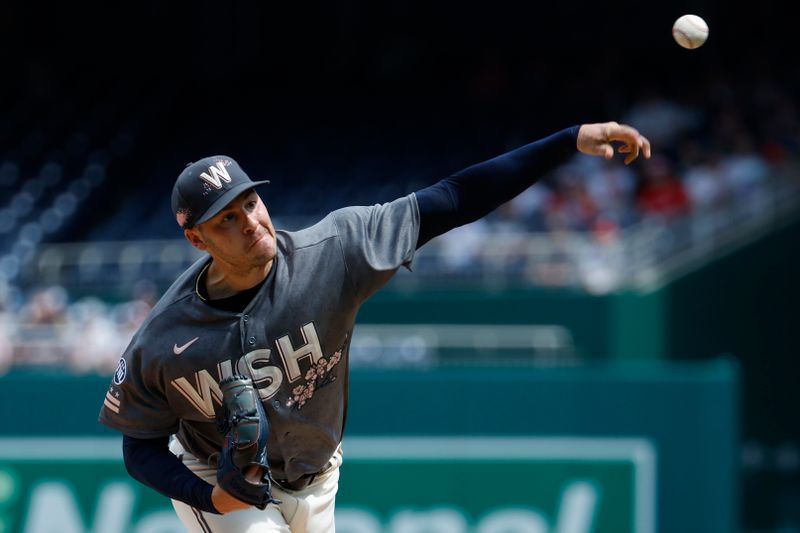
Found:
[205,258,273,299]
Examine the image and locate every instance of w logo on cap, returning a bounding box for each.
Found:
[198,160,232,189]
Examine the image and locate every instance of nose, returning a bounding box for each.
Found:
[243,211,259,234]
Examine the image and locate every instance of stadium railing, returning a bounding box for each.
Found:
[14,168,800,295]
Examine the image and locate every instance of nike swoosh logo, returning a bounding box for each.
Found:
[173,337,199,355]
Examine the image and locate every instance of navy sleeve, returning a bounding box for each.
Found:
[415,125,580,247]
[122,434,219,514]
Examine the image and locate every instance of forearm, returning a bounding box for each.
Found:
[415,125,579,247]
[122,434,219,514]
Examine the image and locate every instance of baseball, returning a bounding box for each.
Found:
[672,14,709,49]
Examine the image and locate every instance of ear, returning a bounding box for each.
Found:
[184,228,208,251]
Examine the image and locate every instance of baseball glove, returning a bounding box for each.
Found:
[216,375,281,509]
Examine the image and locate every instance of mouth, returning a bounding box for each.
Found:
[249,233,268,250]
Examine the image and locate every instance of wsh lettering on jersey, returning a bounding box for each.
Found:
[170,323,345,416]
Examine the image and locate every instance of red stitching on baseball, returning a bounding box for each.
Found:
[672,27,696,48]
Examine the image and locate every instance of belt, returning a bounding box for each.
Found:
[273,471,320,491]
[206,457,321,491]
[273,458,336,491]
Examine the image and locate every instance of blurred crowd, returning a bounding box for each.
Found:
[0,279,157,375]
[1,76,799,375]
[426,77,800,289]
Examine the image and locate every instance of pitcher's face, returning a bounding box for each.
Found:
[186,189,277,267]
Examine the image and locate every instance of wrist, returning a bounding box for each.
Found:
[207,484,224,514]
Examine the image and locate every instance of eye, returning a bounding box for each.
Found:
[246,200,257,210]
[221,213,235,223]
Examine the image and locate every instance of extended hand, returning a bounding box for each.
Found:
[577,122,652,165]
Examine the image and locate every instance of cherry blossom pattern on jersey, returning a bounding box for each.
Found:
[286,337,346,410]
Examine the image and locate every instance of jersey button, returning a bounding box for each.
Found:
[248,336,256,345]
[243,314,249,322]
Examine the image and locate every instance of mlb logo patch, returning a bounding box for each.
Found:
[113,358,127,385]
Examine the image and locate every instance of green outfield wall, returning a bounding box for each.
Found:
[0,360,738,533]
[361,216,800,366]
[359,286,668,360]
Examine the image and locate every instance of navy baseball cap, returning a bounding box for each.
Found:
[171,155,269,229]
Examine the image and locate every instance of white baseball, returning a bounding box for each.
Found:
[672,14,709,49]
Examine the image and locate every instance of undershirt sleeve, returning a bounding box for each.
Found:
[122,434,219,514]
[415,125,580,247]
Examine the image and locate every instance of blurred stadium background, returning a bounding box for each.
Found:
[0,1,798,532]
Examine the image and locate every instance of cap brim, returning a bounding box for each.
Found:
[195,179,270,225]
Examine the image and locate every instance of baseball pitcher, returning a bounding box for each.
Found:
[99,122,650,532]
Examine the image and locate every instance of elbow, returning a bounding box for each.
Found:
[121,435,140,480]
[121,434,169,485]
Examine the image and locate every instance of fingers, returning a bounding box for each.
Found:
[641,134,652,159]
[577,122,652,164]
[608,123,651,165]
[624,139,640,165]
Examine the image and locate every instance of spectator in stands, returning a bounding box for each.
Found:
[636,154,691,220]
[525,228,576,287]
[507,183,553,231]
[544,166,599,232]
[21,285,68,326]
[581,156,639,228]
[117,278,158,333]
[66,297,121,374]
[680,141,730,213]
[577,219,625,294]
[722,131,770,212]
[434,218,492,274]
[11,285,69,367]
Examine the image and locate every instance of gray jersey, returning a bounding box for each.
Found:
[99,194,419,482]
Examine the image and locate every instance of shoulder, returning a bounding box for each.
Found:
[332,194,419,232]
[277,194,418,252]
[332,194,418,229]
[276,202,380,249]
[278,212,339,252]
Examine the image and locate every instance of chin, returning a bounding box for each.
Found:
[251,238,277,262]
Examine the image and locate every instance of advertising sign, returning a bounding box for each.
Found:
[0,437,655,533]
